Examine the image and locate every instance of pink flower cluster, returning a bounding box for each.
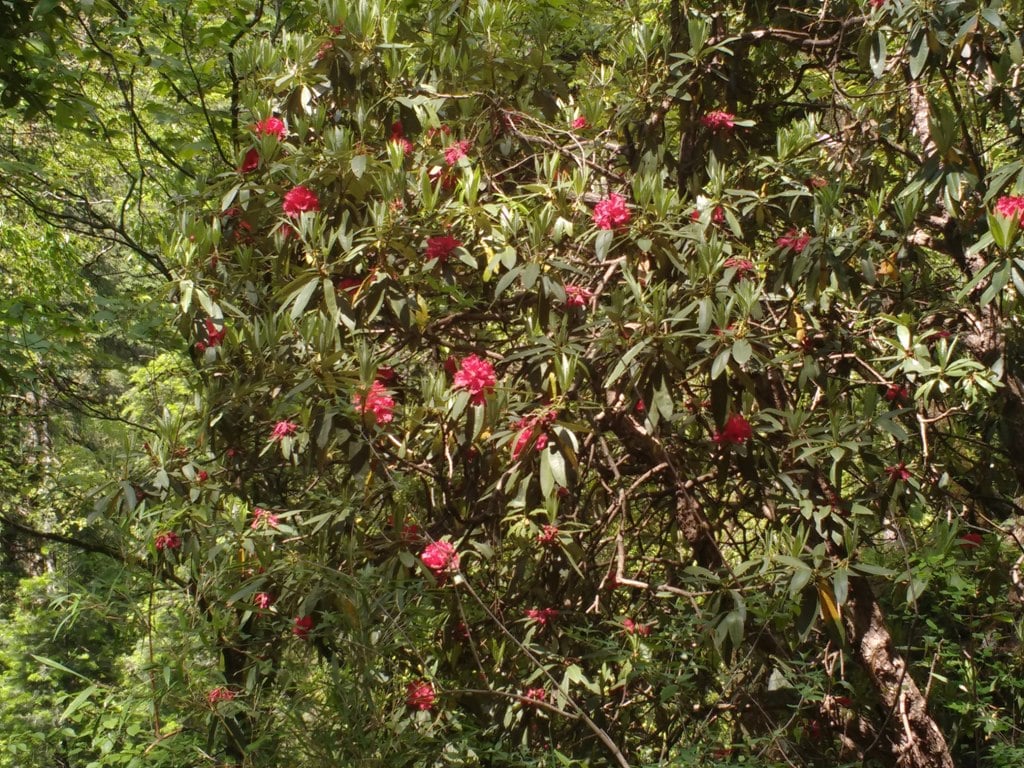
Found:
[154,531,181,551]
[995,195,1024,220]
[537,524,559,546]
[444,139,472,165]
[390,121,413,155]
[564,284,593,308]
[282,185,320,218]
[253,116,287,140]
[572,115,588,130]
[776,229,810,252]
[206,686,236,705]
[251,507,279,530]
[421,540,459,575]
[692,206,726,224]
[713,414,752,446]
[239,148,260,173]
[525,607,559,627]
[593,192,631,231]
[425,235,462,263]
[254,592,274,610]
[452,354,497,405]
[723,257,756,279]
[523,687,546,705]
[510,410,556,461]
[885,463,910,481]
[293,615,314,638]
[406,680,436,710]
[701,111,736,131]
[354,380,396,425]
[623,618,651,636]
[270,420,298,440]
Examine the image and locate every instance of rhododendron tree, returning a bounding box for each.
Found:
[59,1,1024,767]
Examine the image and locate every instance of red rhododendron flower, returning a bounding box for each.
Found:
[377,366,397,383]
[452,354,497,405]
[959,532,984,549]
[389,121,414,155]
[723,257,756,279]
[524,687,546,704]
[623,618,651,636]
[270,420,298,440]
[154,531,181,551]
[254,592,274,610]
[994,195,1024,220]
[293,615,314,638]
[406,680,436,710]
[444,139,472,165]
[425,235,462,263]
[592,192,631,231]
[525,607,559,626]
[203,317,226,347]
[196,470,208,483]
[713,414,752,446]
[537,524,559,546]
[572,115,587,130]
[206,686,236,705]
[354,380,396,424]
[884,384,909,403]
[885,462,911,482]
[282,185,320,217]
[421,540,459,574]
[869,0,886,7]
[776,229,811,252]
[239,147,260,173]
[251,507,280,530]
[564,284,593,308]
[701,111,736,131]
[253,116,287,140]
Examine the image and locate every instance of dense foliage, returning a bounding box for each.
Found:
[3,1,1024,767]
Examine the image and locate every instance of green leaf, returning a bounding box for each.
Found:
[870,31,887,79]
[594,229,613,262]
[909,27,929,80]
[731,338,752,365]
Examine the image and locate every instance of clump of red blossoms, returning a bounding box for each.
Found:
[207,686,236,705]
[406,680,437,711]
[959,532,984,549]
[723,257,756,279]
[270,420,298,440]
[253,116,287,140]
[421,540,459,575]
[524,687,546,705]
[564,284,593,308]
[196,470,208,483]
[525,607,559,627]
[444,139,472,165]
[254,592,274,610]
[701,111,736,131]
[452,354,497,405]
[592,192,631,231]
[884,384,910,403]
[623,618,651,636]
[572,115,588,130]
[510,410,556,460]
[692,206,726,224]
[354,380,396,425]
[425,235,462,263]
[293,615,314,638]
[885,462,911,482]
[537,524,559,546]
[251,507,279,530]
[776,229,811,252]
[239,147,260,173]
[154,531,181,551]
[713,414,753,446]
[282,185,320,217]
[994,195,1024,221]
[389,121,413,155]
[203,317,226,347]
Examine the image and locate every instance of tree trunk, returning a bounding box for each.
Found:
[845,576,954,768]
